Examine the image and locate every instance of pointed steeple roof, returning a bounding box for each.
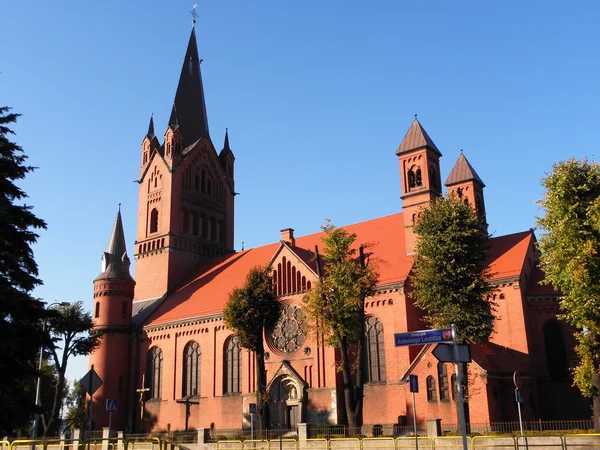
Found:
[172,26,210,146]
[396,118,441,156]
[223,128,230,151]
[95,206,134,282]
[445,152,485,187]
[168,103,179,130]
[146,114,155,138]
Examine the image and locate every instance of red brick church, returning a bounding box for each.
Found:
[88,25,588,432]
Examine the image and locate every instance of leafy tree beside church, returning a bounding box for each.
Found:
[536,158,600,419]
[411,193,495,343]
[0,106,49,435]
[224,265,281,429]
[303,221,378,429]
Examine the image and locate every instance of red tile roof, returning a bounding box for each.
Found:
[144,214,533,327]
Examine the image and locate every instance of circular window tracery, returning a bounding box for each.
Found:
[270,304,307,353]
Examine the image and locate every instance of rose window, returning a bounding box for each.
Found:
[270,305,307,353]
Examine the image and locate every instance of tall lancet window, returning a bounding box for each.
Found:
[183,341,201,397]
[365,316,386,382]
[224,335,241,394]
[146,347,163,399]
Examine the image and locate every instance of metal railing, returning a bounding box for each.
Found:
[441,420,595,435]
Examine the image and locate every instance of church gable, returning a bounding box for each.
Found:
[269,243,318,297]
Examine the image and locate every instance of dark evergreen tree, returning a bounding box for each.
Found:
[0,106,49,435]
[223,265,281,430]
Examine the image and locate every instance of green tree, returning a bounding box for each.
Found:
[0,106,49,435]
[303,221,378,429]
[536,158,600,419]
[223,265,281,430]
[63,380,87,431]
[410,194,495,429]
[42,302,100,437]
[411,194,495,343]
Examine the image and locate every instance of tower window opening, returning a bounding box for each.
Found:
[183,208,190,233]
[210,217,216,241]
[95,302,100,318]
[194,174,200,191]
[150,208,159,234]
[207,179,212,196]
[201,170,206,193]
[122,301,126,318]
[408,167,417,188]
[415,168,423,186]
[192,212,199,236]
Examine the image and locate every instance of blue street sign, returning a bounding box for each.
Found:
[409,375,419,393]
[106,399,118,412]
[249,403,257,414]
[394,328,453,347]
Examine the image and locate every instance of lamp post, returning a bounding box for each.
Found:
[31,301,70,439]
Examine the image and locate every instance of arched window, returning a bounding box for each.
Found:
[192,212,199,236]
[415,168,422,186]
[544,319,569,381]
[438,362,449,400]
[201,169,206,193]
[194,174,200,191]
[150,208,159,234]
[408,168,416,188]
[219,220,226,244]
[146,347,163,399]
[182,208,190,233]
[207,179,212,196]
[201,215,207,238]
[210,217,217,241]
[451,374,458,400]
[224,336,241,394]
[183,341,201,397]
[365,316,386,382]
[426,375,437,401]
[95,302,100,318]
[121,301,126,318]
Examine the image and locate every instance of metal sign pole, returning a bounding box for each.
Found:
[108,411,112,432]
[412,391,419,450]
[251,412,254,441]
[451,324,469,450]
[516,390,524,436]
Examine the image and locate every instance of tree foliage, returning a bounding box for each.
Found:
[536,158,600,397]
[411,194,495,344]
[0,106,49,435]
[63,380,87,431]
[42,301,100,437]
[303,221,378,428]
[223,265,280,429]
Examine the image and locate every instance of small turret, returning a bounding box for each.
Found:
[141,115,160,170]
[219,128,235,182]
[90,206,136,431]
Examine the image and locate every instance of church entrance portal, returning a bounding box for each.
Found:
[269,377,301,430]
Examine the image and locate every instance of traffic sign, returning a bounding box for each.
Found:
[432,343,471,363]
[394,328,453,347]
[249,403,257,414]
[106,399,117,412]
[80,368,103,396]
[513,371,522,389]
[409,375,419,393]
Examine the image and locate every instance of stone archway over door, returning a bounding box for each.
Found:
[269,376,302,429]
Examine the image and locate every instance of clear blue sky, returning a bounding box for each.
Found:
[2,1,599,383]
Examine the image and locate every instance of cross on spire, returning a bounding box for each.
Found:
[190,4,198,26]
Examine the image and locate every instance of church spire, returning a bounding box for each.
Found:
[146,114,155,138]
[172,26,210,147]
[95,206,133,281]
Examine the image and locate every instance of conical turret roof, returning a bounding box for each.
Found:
[396,118,441,156]
[95,206,134,282]
[445,152,485,187]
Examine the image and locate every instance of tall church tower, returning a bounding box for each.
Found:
[89,207,135,430]
[445,151,487,233]
[396,118,442,255]
[134,26,236,300]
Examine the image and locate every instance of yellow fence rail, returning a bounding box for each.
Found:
[4,432,600,450]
